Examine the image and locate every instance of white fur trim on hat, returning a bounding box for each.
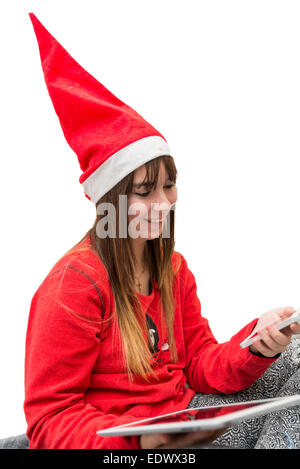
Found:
[82,135,171,204]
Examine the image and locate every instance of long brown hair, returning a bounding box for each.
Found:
[60,155,181,381]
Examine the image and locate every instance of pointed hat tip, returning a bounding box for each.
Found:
[28,12,54,47]
[28,12,39,29]
[28,12,46,31]
[28,12,41,26]
[28,12,36,21]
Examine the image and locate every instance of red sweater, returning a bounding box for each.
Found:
[24,236,278,449]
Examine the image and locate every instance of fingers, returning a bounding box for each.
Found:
[251,334,274,357]
[290,322,300,334]
[267,324,291,345]
[269,307,294,325]
[140,432,169,449]
[149,426,228,449]
[191,428,226,444]
[252,324,291,357]
[158,429,220,449]
[279,306,295,320]
[255,306,295,334]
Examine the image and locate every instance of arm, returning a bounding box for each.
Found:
[24,265,140,449]
[181,257,279,394]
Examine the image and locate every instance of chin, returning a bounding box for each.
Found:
[146,229,163,240]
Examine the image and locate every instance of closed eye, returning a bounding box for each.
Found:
[135,184,175,197]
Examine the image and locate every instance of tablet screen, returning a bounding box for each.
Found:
[108,399,273,430]
[120,402,259,427]
[97,396,300,436]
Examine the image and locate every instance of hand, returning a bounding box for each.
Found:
[250,306,300,358]
[139,428,226,449]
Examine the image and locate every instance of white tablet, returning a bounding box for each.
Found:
[96,395,300,437]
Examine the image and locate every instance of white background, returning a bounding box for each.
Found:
[1,0,300,438]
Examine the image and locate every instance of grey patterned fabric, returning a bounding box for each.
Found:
[186,336,300,449]
[0,433,29,449]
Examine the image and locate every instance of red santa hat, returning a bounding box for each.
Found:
[28,13,171,204]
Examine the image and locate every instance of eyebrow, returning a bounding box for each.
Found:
[133,182,154,188]
[133,178,172,188]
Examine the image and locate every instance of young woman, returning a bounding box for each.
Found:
[23,14,300,449]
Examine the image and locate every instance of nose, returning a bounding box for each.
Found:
[153,185,171,205]
[151,191,171,218]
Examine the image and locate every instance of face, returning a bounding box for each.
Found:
[127,161,177,240]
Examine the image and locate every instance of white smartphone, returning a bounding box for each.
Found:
[240,309,300,349]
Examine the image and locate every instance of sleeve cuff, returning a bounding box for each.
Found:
[246,318,282,359]
[249,348,281,359]
[229,318,280,382]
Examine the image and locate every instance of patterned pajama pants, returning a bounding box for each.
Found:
[186,336,300,449]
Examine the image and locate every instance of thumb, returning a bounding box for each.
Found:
[157,433,172,446]
[281,306,295,318]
